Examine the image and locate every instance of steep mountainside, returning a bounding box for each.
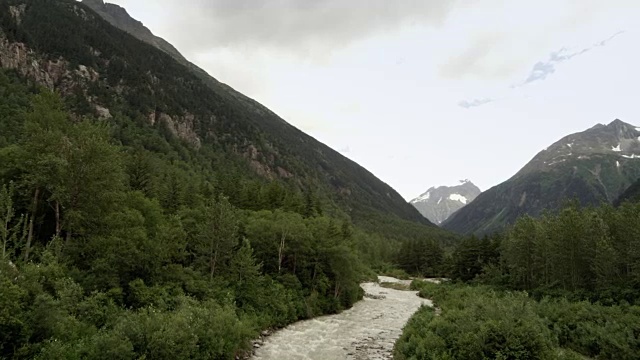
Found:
[81,0,231,96]
[0,0,440,234]
[410,180,481,224]
[443,120,640,235]
[82,0,186,63]
[615,177,640,205]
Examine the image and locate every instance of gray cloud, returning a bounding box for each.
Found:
[159,0,458,55]
[519,30,624,86]
[458,98,494,109]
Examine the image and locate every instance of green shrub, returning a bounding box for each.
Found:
[396,284,555,359]
[536,298,640,359]
[399,283,640,360]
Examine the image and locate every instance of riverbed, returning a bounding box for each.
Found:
[252,276,433,360]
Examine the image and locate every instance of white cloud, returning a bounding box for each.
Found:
[458,31,625,109]
[518,31,624,86]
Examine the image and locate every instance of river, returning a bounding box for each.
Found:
[252,276,433,360]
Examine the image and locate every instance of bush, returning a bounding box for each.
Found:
[536,298,640,359]
[398,282,640,360]
[396,284,555,359]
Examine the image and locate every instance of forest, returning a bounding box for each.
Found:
[395,200,640,359]
[0,69,445,359]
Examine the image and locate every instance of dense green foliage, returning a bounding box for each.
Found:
[496,202,640,303]
[441,200,640,303]
[395,281,640,360]
[0,70,406,358]
[394,237,445,277]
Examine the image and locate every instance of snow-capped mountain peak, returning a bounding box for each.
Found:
[410,180,481,225]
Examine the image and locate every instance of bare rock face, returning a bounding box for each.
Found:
[9,4,26,25]
[0,31,202,147]
[157,113,202,149]
[0,33,100,92]
[410,180,481,225]
[95,104,112,119]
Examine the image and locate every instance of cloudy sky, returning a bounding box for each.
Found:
[104,0,640,200]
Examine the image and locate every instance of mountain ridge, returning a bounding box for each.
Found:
[443,119,640,235]
[82,0,188,64]
[410,180,481,225]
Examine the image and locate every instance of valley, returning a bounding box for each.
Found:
[0,1,639,359]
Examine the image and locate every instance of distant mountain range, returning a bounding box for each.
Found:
[443,120,640,235]
[410,180,481,225]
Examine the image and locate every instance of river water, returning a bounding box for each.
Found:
[252,276,433,360]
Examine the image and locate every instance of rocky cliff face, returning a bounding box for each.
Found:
[0,3,201,145]
[410,180,481,225]
[0,27,105,110]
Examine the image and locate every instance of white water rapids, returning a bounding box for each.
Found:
[252,276,434,360]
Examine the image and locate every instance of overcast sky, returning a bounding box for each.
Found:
[103,0,640,200]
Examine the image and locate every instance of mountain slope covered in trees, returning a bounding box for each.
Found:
[0,0,448,241]
[444,120,640,235]
[0,0,455,357]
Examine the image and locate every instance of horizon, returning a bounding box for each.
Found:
[83,0,640,200]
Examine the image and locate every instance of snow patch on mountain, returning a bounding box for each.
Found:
[448,194,468,204]
[410,180,481,225]
[410,191,431,203]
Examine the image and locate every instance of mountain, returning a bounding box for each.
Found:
[443,119,640,235]
[615,177,640,205]
[82,0,186,64]
[81,0,230,95]
[0,0,449,241]
[410,180,481,225]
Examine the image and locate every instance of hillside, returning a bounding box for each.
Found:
[443,119,640,235]
[615,176,640,205]
[0,0,456,357]
[0,0,442,238]
[410,180,481,224]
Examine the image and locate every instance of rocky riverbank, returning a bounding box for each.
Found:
[251,276,433,360]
